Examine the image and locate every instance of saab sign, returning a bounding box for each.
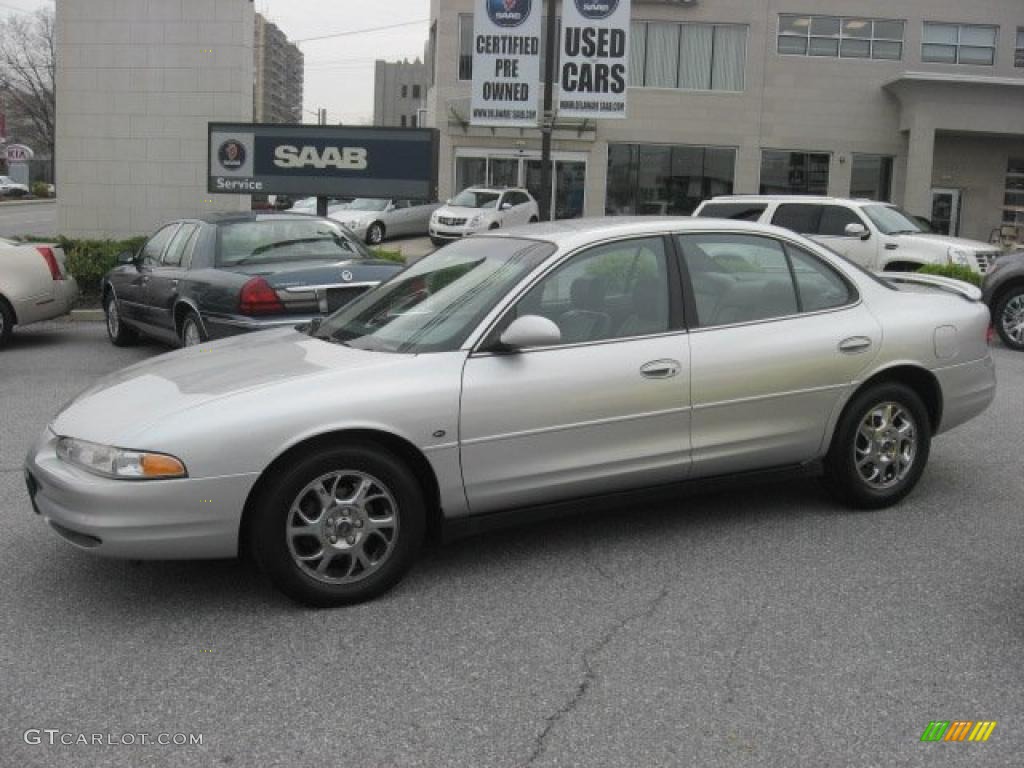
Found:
[208,123,439,198]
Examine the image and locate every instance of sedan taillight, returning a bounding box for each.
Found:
[239,276,285,315]
[36,246,64,280]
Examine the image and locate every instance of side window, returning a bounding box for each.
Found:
[393,200,411,210]
[514,237,671,345]
[140,224,179,265]
[785,245,855,312]
[695,203,767,221]
[818,206,865,237]
[771,204,822,234]
[677,234,798,327]
[162,223,198,267]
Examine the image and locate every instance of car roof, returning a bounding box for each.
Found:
[489,216,803,249]
[192,211,331,225]
[702,195,882,206]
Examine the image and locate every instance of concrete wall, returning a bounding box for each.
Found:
[56,0,254,239]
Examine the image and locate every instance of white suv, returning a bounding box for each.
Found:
[430,187,540,245]
[693,195,1002,274]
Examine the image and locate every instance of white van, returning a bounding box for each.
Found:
[693,195,1001,274]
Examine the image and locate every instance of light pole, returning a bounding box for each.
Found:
[538,0,558,222]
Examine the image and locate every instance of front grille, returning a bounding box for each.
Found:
[974,251,1000,274]
[438,216,466,226]
[325,286,370,313]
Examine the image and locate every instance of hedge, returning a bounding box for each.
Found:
[916,263,983,287]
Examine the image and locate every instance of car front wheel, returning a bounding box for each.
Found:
[179,310,207,347]
[824,383,931,509]
[0,298,13,348]
[104,293,137,346]
[366,222,385,245]
[251,444,426,607]
[993,286,1024,351]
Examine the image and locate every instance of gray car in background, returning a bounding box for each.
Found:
[332,198,442,245]
[26,218,995,607]
[982,249,1024,350]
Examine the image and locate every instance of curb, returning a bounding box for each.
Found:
[0,198,56,208]
[69,309,104,322]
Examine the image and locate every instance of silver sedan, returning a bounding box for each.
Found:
[25,219,996,606]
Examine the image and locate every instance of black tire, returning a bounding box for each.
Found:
[823,382,931,509]
[178,310,207,348]
[251,443,426,607]
[529,216,539,223]
[366,221,385,245]
[0,297,13,348]
[430,236,447,247]
[104,292,137,347]
[993,286,1024,351]
[488,222,500,230]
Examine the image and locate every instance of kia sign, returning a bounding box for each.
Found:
[5,144,34,163]
[470,0,542,127]
[559,0,631,119]
[207,124,439,199]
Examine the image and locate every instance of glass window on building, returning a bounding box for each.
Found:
[455,157,487,193]
[631,22,747,92]
[1016,28,1024,68]
[1005,158,1024,228]
[605,144,736,216]
[922,23,998,66]
[401,85,408,98]
[778,15,904,61]
[458,14,473,80]
[760,151,831,195]
[851,155,893,201]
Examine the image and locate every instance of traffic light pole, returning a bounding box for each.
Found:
[538,0,558,222]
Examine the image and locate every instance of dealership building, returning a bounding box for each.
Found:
[426,0,1024,242]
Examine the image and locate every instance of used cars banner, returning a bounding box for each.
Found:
[207,123,438,199]
[470,0,542,127]
[559,0,630,119]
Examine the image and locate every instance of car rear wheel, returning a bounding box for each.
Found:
[251,444,426,607]
[366,222,385,245]
[0,298,13,348]
[104,293,137,347]
[179,311,206,348]
[823,383,931,509]
[529,215,539,223]
[993,287,1024,351]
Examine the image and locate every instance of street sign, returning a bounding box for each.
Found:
[559,0,632,119]
[207,123,439,199]
[470,0,543,127]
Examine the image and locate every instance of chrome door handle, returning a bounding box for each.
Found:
[640,359,681,379]
[839,336,872,354]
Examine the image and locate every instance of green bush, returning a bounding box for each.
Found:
[369,247,405,264]
[31,181,51,198]
[57,237,147,296]
[916,263,983,287]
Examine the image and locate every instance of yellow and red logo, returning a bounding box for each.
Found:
[920,721,997,742]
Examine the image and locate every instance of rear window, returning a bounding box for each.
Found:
[216,219,369,266]
[695,203,767,221]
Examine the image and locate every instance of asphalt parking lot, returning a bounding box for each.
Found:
[2,321,1023,767]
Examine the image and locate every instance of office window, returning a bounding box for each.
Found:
[778,15,904,61]
[400,115,407,127]
[412,84,421,99]
[458,14,473,80]
[1005,158,1024,227]
[401,85,408,98]
[922,23,997,65]
[410,115,417,127]
[1016,28,1023,67]
[630,22,747,91]
[760,151,830,195]
[429,22,437,85]
[605,144,736,216]
[851,155,893,201]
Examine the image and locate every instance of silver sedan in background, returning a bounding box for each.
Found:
[332,198,442,245]
[25,219,995,606]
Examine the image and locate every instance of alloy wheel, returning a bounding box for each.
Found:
[1001,294,1024,346]
[854,402,917,490]
[106,300,119,338]
[182,318,202,347]
[286,470,399,584]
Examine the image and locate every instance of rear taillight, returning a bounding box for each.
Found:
[36,246,63,281]
[239,276,284,315]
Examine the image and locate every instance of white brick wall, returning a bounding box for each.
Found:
[56,0,254,239]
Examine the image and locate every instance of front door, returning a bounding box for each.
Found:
[460,236,691,514]
[930,188,962,236]
[119,223,179,324]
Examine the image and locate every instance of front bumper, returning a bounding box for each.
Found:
[933,355,996,435]
[25,429,258,559]
[429,223,483,240]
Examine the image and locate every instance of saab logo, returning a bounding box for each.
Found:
[273,145,368,171]
[486,0,532,28]
[920,721,997,742]
[574,0,619,20]
[217,140,246,170]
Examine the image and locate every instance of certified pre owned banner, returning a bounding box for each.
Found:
[470,0,542,126]
[559,0,630,119]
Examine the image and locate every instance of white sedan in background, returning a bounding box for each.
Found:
[429,187,540,245]
[0,175,30,197]
[0,238,78,347]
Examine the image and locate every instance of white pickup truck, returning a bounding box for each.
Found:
[0,238,78,347]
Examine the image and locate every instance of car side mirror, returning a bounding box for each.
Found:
[845,223,870,240]
[497,315,561,351]
[117,250,136,265]
[500,202,513,211]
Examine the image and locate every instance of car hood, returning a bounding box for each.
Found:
[52,328,410,446]
[897,233,995,251]
[336,211,384,225]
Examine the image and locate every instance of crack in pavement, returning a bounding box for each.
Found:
[526,585,671,766]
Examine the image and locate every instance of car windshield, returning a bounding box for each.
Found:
[451,190,500,209]
[347,198,389,212]
[862,205,925,235]
[313,237,554,354]
[217,219,370,266]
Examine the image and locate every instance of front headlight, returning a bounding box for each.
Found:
[56,437,187,480]
[948,247,970,266]
[468,215,484,227]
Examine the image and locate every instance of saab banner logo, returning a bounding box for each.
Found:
[574,0,620,20]
[920,721,997,742]
[487,0,532,28]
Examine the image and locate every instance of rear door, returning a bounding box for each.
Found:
[814,205,878,270]
[143,222,200,337]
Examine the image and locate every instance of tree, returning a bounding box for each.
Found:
[0,8,55,179]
